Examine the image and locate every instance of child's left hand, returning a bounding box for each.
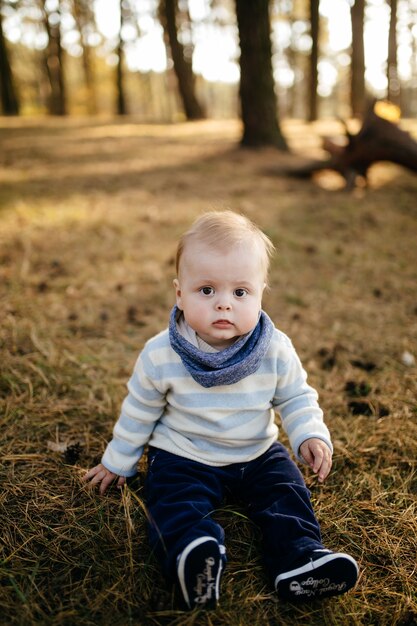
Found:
[299,438,332,483]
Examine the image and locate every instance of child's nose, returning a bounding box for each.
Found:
[215,296,231,311]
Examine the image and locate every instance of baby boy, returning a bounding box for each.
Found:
[84,211,358,609]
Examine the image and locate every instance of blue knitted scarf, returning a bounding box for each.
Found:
[169,305,274,388]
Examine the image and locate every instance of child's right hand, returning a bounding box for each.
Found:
[83,463,126,495]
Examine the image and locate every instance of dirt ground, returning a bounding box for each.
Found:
[0,117,416,625]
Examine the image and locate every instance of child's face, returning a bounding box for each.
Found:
[174,241,266,350]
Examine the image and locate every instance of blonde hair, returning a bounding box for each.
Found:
[176,211,275,281]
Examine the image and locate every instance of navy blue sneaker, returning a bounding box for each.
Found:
[176,536,223,610]
[275,549,359,601]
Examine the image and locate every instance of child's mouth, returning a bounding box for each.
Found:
[213,320,233,328]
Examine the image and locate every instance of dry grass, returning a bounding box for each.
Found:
[0,116,416,625]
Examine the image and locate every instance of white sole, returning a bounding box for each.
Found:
[275,552,359,600]
[177,536,222,608]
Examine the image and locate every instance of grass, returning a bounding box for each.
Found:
[0,116,416,625]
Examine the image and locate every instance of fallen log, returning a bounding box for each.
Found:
[268,102,417,189]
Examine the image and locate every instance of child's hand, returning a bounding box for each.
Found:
[299,438,332,483]
[83,463,126,495]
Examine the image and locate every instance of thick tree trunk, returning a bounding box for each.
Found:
[308,0,319,122]
[0,3,19,115]
[235,0,287,149]
[350,0,366,118]
[160,0,205,120]
[387,0,400,105]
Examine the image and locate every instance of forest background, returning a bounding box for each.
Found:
[1,1,417,625]
[2,0,417,123]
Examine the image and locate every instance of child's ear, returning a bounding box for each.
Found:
[173,279,182,309]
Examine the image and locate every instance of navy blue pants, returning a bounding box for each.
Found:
[145,442,323,584]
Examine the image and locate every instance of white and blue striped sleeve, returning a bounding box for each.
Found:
[101,349,166,477]
[272,339,332,462]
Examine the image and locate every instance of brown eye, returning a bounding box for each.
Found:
[234,289,247,298]
[200,287,214,296]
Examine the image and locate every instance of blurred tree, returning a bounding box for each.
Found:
[408,2,417,115]
[159,0,205,120]
[0,0,20,114]
[387,0,400,106]
[235,0,287,148]
[350,0,366,118]
[308,0,319,121]
[72,0,97,114]
[274,1,304,120]
[39,0,67,115]
[116,0,127,114]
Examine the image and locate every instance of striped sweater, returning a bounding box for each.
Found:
[101,326,332,477]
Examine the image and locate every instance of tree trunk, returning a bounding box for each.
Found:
[387,0,400,105]
[308,0,319,122]
[409,9,417,116]
[42,0,66,115]
[72,0,98,115]
[116,0,127,115]
[350,0,366,118]
[116,40,127,115]
[159,0,205,120]
[0,2,19,114]
[235,0,287,149]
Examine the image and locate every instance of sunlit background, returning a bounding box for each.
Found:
[2,0,417,117]
[94,0,414,91]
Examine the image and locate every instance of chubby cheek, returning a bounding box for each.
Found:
[240,310,260,333]
[178,294,206,322]
[184,300,210,325]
